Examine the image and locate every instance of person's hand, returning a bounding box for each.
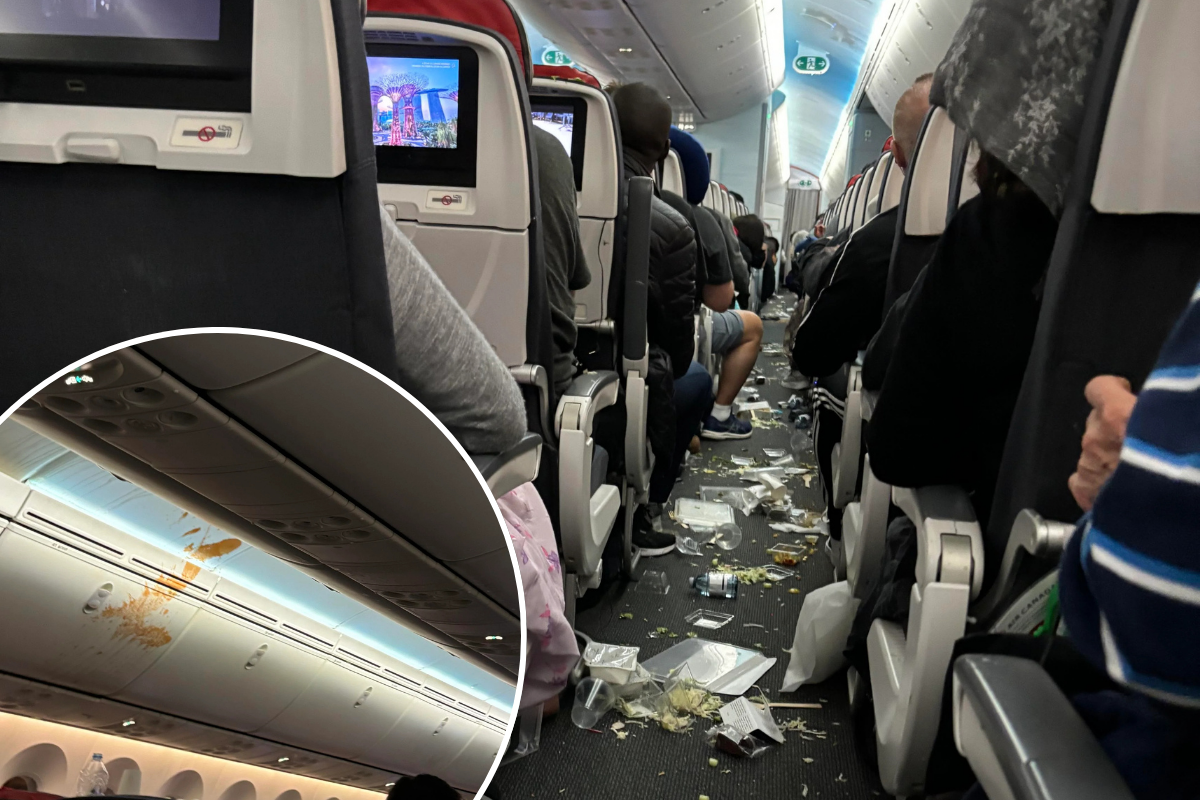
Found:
[814,223,826,238]
[1068,375,1137,511]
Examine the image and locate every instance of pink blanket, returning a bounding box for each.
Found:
[497,483,579,709]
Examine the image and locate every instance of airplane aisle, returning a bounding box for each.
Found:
[493,292,886,799]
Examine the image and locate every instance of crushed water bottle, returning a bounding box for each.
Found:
[77,753,108,796]
[689,572,739,599]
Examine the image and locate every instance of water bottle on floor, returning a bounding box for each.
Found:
[689,572,739,599]
[77,753,108,796]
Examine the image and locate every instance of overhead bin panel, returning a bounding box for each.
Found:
[256,660,418,762]
[139,337,315,392]
[360,700,477,778]
[115,606,326,733]
[441,728,504,790]
[0,523,199,697]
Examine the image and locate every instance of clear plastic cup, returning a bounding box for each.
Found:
[571,677,616,729]
[714,522,743,551]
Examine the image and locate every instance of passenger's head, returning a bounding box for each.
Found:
[931,0,1113,214]
[387,775,460,800]
[891,73,933,171]
[814,221,826,238]
[733,214,766,254]
[610,82,673,168]
[669,127,711,206]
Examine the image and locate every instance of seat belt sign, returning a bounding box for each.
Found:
[170,117,245,149]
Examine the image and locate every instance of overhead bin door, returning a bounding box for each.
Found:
[256,659,418,762]
[114,606,325,733]
[358,699,478,778]
[0,523,199,696]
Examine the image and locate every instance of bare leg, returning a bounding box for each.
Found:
[715,310,763,406]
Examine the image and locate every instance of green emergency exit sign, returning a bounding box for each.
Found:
[793,55,829,75]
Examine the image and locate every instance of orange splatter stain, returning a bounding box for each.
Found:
[100,585,175,649]
[182,527,201,537]
[182,562,201,581]
[183,538,241,562]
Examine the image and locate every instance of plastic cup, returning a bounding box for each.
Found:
[571,677,616,729]
[714,522,743,551]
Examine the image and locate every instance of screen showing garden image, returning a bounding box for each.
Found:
[368,56,460,149]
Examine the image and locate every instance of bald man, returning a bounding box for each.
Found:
[788,74,932,549]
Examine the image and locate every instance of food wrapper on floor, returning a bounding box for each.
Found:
[706,723,772,758]
[582,642,640,685]
[781,580,860,690]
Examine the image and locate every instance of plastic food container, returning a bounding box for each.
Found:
[685,609,735,630]
[582,642,640,685]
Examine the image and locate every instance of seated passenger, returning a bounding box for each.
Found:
[849,0,1106,676]
[699,211,764,441]
[761,235,779,304]
[497,483,579,710]
[608,82,699,556]
[1058,303,1200,798]
[787,75,931,544]
[531,126,592,396]
[380,205,526,454]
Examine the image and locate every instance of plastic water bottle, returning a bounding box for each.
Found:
[77,753,108,796]
[689,572,739,599]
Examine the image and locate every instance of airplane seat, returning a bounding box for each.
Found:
[844,172,866,234]
[884,106,958,311]
[867,2,1200,792]
[952,656,1134,800]
[0,0,397,412]
[365,2,632,597]
[863,157,889,224]
[661,149,686,198]
[853,165,878,230]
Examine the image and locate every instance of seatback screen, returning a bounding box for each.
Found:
[366,42,480,188]
[369,56,461,150]
[0,1,222,41]
[530,96,588,191]
[0,0,253,111]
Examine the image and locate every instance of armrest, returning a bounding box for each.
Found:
[892,485,984,600]
[974,509,1075,621]
[556,371,620,438]
[622,177,653,374]
[953,655,1134,800]
[471,432,543,499]
[511,364,553,444]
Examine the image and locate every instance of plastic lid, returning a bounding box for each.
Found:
[93,753,103,759]
[688,577,696,586]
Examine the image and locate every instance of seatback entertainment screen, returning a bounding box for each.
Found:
[532,107,573,156]
[0,0,222,41]
[530,96,588,191]
[369,56,461,150]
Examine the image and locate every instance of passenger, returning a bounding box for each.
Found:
[699,212,764,440]
[848,0,1110,676]
[1056,290,1200,799]
[787,75,931,545]
[386,774,460,800]
[531,126,592,396]
[761,235,779,304]
[379,206,527,455]
[665,127,735,317]
[497,483,579,710]
[608,82,699,556]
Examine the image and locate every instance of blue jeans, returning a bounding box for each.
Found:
[649,360,714,503]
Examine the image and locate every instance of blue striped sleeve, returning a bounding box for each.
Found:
[1059,279,1200,708]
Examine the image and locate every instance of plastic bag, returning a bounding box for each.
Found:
[781,580,860,690]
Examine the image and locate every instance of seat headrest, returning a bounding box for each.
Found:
[903,107,956,236]
[369,0,532,87]
[534,65,602,90]
[883,135,894,153]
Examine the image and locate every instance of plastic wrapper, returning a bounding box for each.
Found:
[637,569,670,594]
[698,486,760,516]
[582,642,640,685]
[706,723,772,758]
[674,497,736,528]
[781,580,861,690]
[769,454,796,467]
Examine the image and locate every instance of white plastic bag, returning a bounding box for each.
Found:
[781,580,860,690]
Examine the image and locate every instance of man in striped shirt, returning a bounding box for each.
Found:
[1058,280,1200,797]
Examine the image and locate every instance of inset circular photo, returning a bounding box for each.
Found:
[0,331,525,799]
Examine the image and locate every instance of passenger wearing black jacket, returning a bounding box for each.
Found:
[789,75,931,546]
[609,82,699,556]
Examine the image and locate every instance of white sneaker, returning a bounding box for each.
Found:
[781,371,811,390]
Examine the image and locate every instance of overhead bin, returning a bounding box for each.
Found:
[0,473,508,789]
[28,344,521,675]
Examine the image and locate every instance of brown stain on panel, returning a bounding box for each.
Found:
[183,538,241,562]
[100,584,175,649]
[182,527,202,537]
